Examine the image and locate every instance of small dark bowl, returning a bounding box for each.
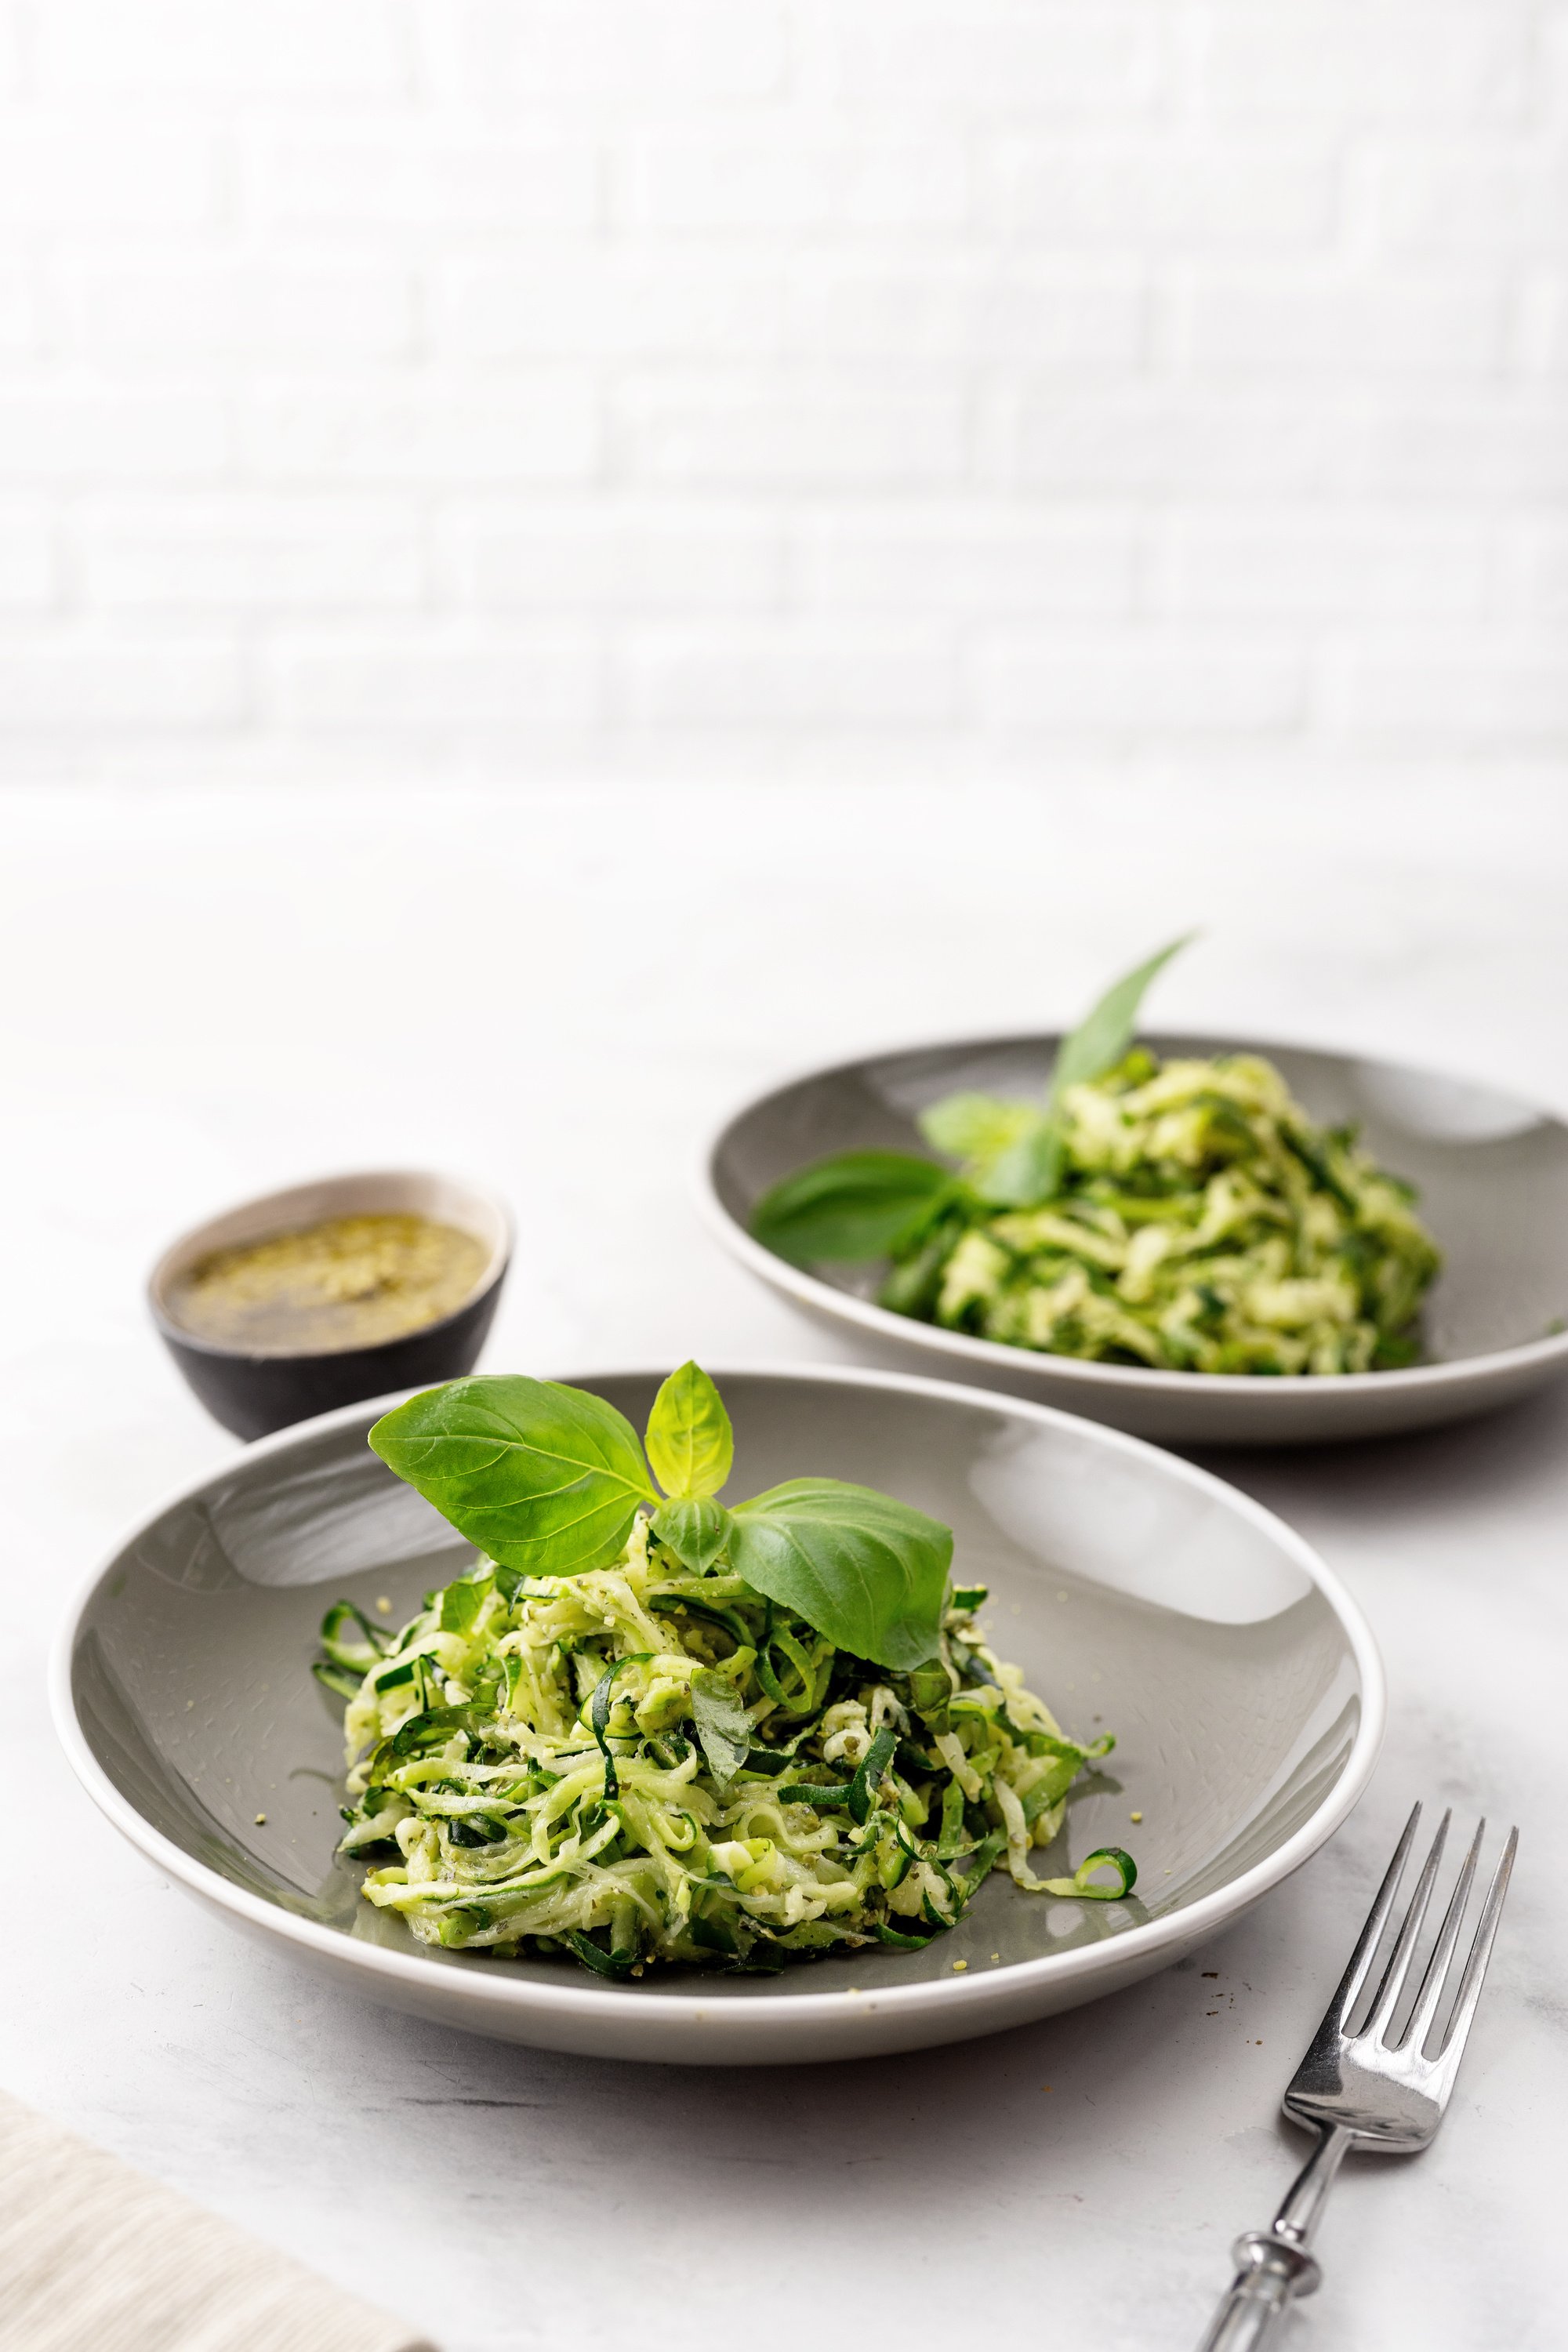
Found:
[149,1170,513,1441]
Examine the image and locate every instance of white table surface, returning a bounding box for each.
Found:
[2,779,1562,2352]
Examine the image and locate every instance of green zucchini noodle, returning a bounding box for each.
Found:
[318,1520,1128,1977]
[890,1050,1441,1375]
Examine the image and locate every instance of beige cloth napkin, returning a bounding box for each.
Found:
[0,2091,435,2352]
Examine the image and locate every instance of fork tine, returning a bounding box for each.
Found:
[1362,1809,1450,2045]
[1435,1826,1518,2069]
[1312,1800,1423,2042]
[1397,1817,1484,2053]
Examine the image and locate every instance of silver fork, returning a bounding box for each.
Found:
[1195,1801,1518,2351]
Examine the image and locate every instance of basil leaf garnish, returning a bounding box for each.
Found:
[727,1478,952,1671]
[916,1091,1039,1171]
[369,1375,654,1577]
[644,1359,733,1500]
[750,938,1193,1250]
[958,932,1193,1208]
[975,1114,1062,1210]
[750,1149,951,1265]
[1051,934,1192,1101]
[651,1494,733,1573]
[370,1369,959,1676]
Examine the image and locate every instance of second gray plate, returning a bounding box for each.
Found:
[701,1031,1568,1446]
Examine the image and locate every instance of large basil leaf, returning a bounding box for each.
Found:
[644,1360,733,1500]
[370,1368,954,1676]
[750,1150,950,1265]
[727,1479,952,1671]
[368,1376,653,1577]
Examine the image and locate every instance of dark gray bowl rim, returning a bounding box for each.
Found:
[51,1362,1385,2041]
[698,1025,1568,1399]
[147,1168,514,1367]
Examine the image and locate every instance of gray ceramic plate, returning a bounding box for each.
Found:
[53,1366,1382,2066]
[700,1033,1568,1445]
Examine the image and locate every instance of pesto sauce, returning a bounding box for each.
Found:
[169,1212,488,1356]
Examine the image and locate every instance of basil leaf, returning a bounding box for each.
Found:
[726,1479,952,1671]
[689,1667,750,1784]
[978,1113,1062,1209]
[439,1573,488,1635]
[368,1376,654,1577]
[750,1150,951,1265]
[644,1359,734,1500]
[651,1494,733,1573]
[1050,933,1192,1105]
[917,1090,1039,1171]
[983,934,1192,1207]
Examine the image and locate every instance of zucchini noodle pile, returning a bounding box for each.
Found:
[319,1517,1126,1976]
[889,1051,1440,1376]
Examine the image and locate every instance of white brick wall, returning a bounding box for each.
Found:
[0,0,1561,782]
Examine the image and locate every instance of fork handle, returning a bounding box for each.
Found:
[1194,2123,1352,2351]
[1193,2234,1321,2351]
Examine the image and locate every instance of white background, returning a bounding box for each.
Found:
[0,0,1563,786]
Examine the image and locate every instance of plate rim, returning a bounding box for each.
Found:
[51,1361,1386,2048]
[696,1025,1568,1400]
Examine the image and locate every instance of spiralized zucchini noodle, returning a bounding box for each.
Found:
[318,1518,1132,1977]
[890,1050,1441,1376]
